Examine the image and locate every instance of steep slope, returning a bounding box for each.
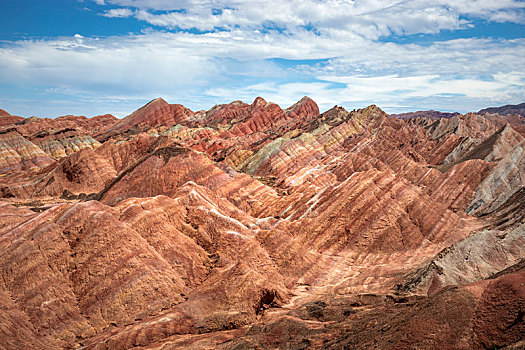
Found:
[0,130,55,174]
[397,186,525,296]
[483,112,525,136]
[12,114,118,138]
[0,189,288,349]
[3,147,117,199]
[99,98,194,141]
[0,109,24,127]
[29,128,102,160]
[285,96,320,119]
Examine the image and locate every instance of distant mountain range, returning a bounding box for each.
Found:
[390,102,525,135]
[390,110,460,120]
[478,102,525,116]
[391,102,525,120]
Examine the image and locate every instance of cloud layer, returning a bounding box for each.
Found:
[100,0,525,34]
[0,0,524,116]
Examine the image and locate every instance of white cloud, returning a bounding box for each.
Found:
[92,0,524,39]
[320,75,513,100]
[489,10,525,23]
[95,1,464,39]
[308,38,525,78]
[1,1,524,116]
[0,29,522,114]
[102,8,133,18]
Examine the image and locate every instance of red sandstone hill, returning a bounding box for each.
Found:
[0,98,523,349]
[0,109,24,126]
[98,98,194,141]
[10,113,118,138]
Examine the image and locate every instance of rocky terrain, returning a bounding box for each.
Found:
[396,104,525,137]
[0,98,523,349]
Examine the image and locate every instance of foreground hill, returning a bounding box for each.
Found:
[0,98,523,349]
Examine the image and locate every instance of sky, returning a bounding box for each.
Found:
[0,0,524,118]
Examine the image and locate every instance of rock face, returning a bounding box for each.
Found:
[483,113,525,136]
[0,109,24,127]
[285,96,320,119]
[9,113,118,138]
[30,129,102,160]
[99,98,194,141]
[0,98,524,349]
[4,147,118,199]
[0,130,55,174]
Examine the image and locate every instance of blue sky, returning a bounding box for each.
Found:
[0,0,524,118]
